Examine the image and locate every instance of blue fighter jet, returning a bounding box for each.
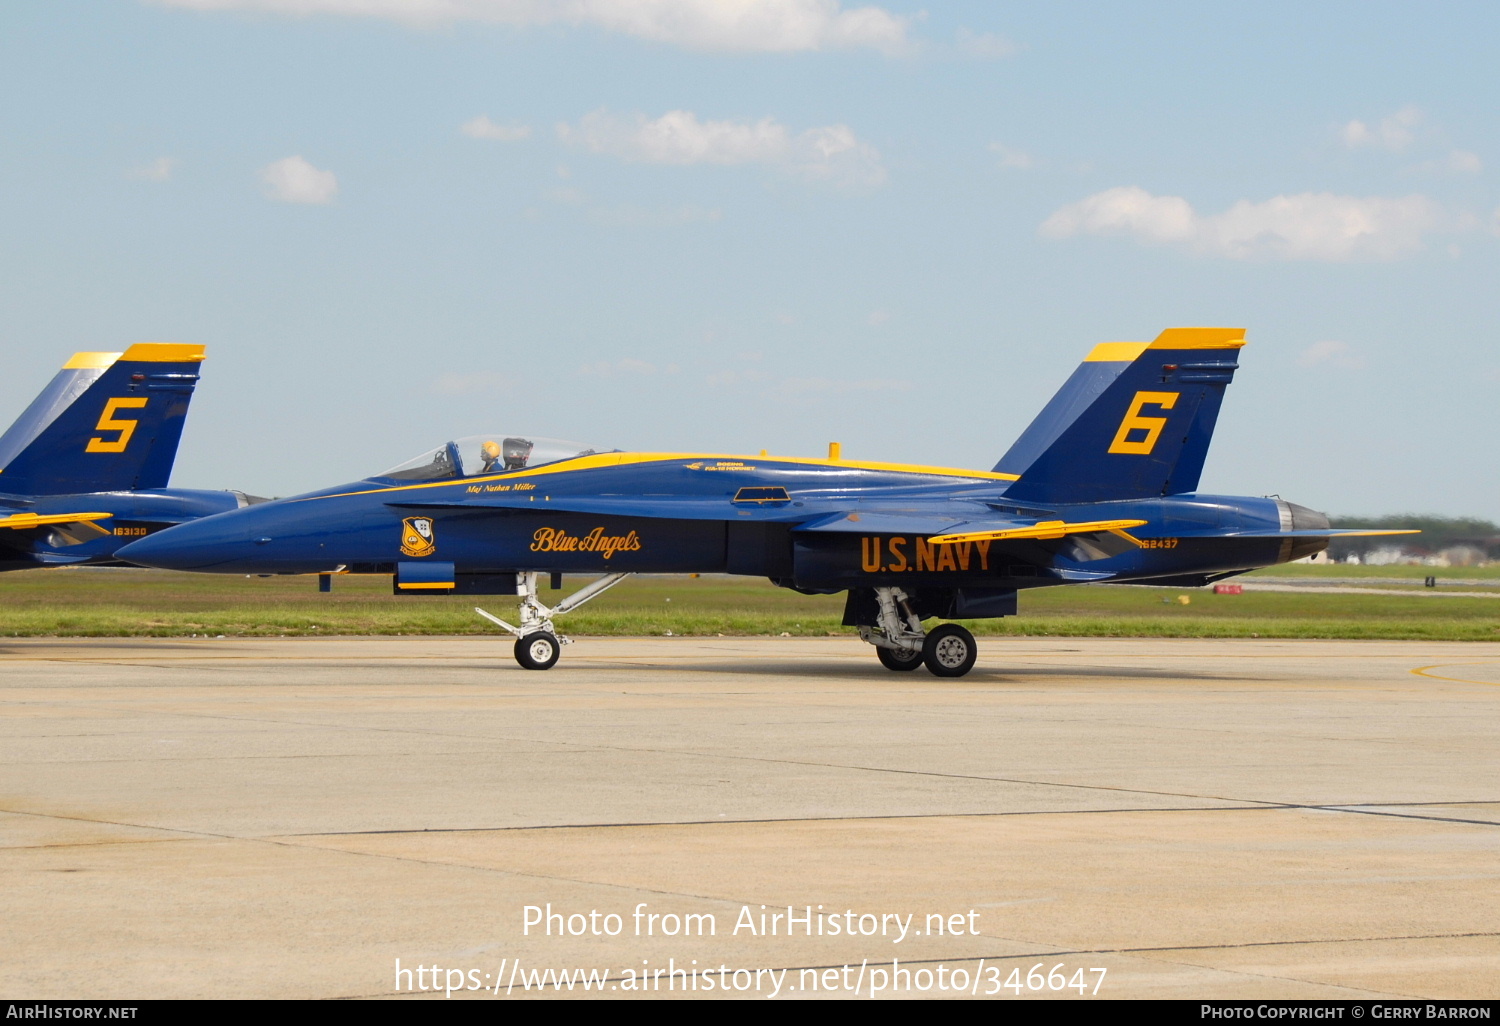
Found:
[118,328,1411,676]
[0,344,259,572]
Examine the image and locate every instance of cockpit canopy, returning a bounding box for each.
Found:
[375,434,606,482]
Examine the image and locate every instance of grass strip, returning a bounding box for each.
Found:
[2,569,1496,641]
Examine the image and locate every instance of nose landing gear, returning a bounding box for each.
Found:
[476,571,631,670]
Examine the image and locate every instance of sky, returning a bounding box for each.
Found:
[2,0,1497,517]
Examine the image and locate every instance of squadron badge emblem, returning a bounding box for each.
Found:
[400,516,436,557]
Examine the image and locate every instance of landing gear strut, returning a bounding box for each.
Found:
[857,586,979,678]
[476,571,631,670]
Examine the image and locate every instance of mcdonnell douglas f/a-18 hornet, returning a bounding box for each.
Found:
[1,345,260,573]
[118,328,1411,676]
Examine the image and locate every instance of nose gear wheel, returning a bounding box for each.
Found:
[515,632,560,670]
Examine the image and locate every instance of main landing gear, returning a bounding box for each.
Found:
[475,571,631,670]
[858,586,978,678]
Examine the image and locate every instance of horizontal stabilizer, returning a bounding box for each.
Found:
[1225,529,1421,539]
[929,519,1148,545]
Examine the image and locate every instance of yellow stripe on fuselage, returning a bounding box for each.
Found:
[302,453,1019,504]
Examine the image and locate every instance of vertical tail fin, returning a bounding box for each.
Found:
[1003,328,1244,504]
[994,341,1150,476]
[0,344,206,496]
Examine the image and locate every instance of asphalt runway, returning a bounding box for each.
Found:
[3,635,1499,1000]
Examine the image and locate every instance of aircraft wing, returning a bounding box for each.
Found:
[1213,529,1421,538]
[794,510,1147,541]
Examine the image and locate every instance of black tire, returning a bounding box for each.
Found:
[876,644,924,671]
[922,624,977,678]
[514,632,560,670]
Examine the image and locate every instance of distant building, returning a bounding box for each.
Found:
[1438,545,1487,567]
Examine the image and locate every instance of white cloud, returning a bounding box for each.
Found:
[1342,106,1483,177]
[792,123,885,188]
[260,155,338,204]
[461,115,531,141]
[955,27,1017,59]
[1342,104,1422,151]
[150,0,911,53]
[558,109,884,189]
[1041,186,1196,245]
[987,142,1033,170]
[1296,340,1365,370]
[560,109,788,165]
[1410,149,1483,175]
[129,157,176,181]
[1041,186,1441,261]
[1445,149,1483,174]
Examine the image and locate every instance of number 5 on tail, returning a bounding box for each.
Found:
[86,397,149,453]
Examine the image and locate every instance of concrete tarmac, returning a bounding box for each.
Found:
[3,635,1499,1000]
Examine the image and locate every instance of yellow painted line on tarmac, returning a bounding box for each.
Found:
[1410,663,1500,687]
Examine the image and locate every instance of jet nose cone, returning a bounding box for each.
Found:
[117,519,246,570]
